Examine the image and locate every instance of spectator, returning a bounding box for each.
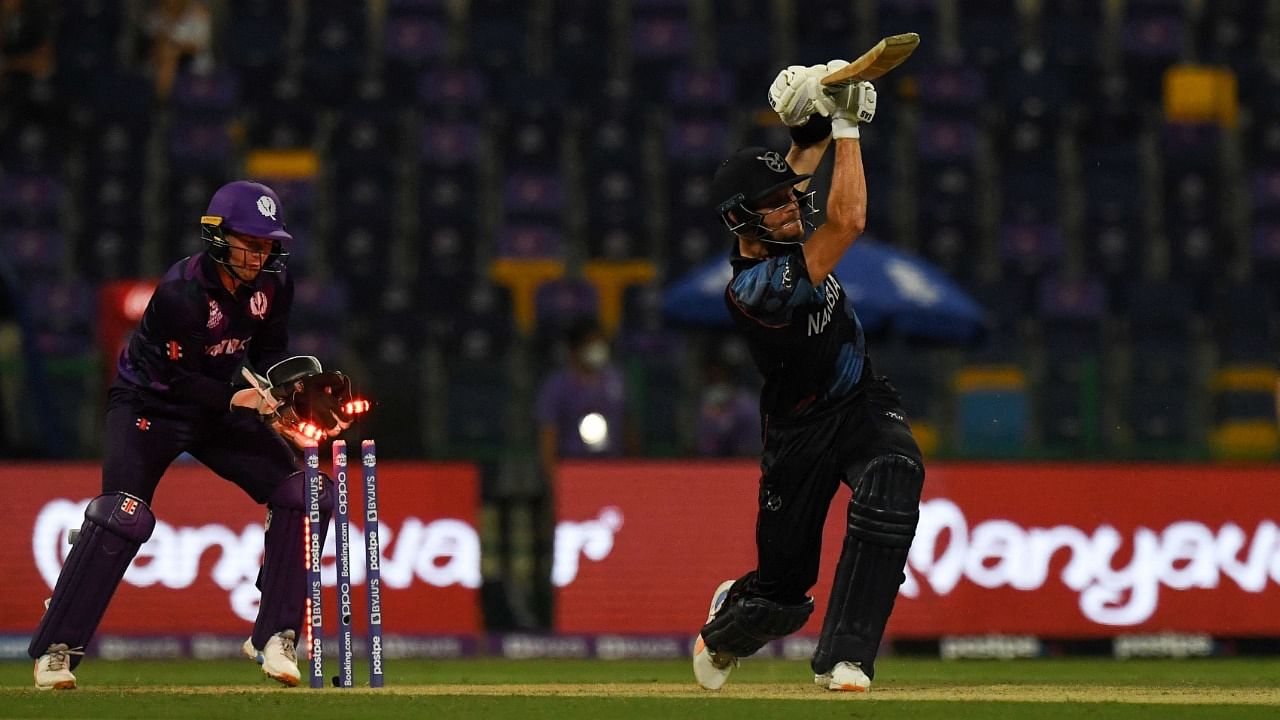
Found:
[696,355,760,457]
[536,316,631,477]
[139,0,211,102]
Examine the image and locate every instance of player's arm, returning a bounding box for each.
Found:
[802,81,875,284]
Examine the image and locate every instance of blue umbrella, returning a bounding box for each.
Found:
[661,238,987,343]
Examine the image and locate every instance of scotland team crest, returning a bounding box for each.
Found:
[249,291,268,319]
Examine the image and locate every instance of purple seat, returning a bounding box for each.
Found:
[1,228,64,275]
[1249,169,1280,215]
[292,277,349,319]
[418,68,489,108]
[667,67,734,108]
[504,172,566,217]
[916,64,986,111]
[172,68,240,112]
[535,277,600,331]
[269,179,316,216]
[385,16,446,66]
[496,224,564,258]
[1000,221,1063,276]
[1252,223,1280,266]
[1036,275,1107,321]
[666,119,729,164]
[421,121,482,167]
[1121,15,1184,60]
[917,118,979,162]
[25,281,96,356]
[631,16,692,60]
[0,174,63,222]
[1161,123,1220,174]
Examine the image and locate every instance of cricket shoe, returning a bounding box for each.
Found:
[259,630,300,687]
[33,643,80,690]
[692,579,738,690]
[815,661,871,692]
[242,637,264,665]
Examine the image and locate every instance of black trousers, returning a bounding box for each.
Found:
[746,376,922,605]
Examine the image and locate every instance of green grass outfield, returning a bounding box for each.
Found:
[2,657,1278,719]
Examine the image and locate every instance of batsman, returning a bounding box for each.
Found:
[29,180,365,689]
[692,59,924,692]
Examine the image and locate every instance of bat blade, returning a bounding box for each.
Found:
[820,32,921,86]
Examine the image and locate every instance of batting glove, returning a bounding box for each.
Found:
[830,81,876,140]
[769,64,828,126]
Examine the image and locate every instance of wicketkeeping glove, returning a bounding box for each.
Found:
[262,356,371,445]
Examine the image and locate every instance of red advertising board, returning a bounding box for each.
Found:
[554,461,1280,638]
[8,460,1280,642]
[2,462,480,637]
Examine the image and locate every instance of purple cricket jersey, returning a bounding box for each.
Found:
[113,251,294,419]
[536,366,627,457]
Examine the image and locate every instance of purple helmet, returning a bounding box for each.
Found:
[200,180,291,271]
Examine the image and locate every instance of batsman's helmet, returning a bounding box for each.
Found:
[710,147,818,244]
[200,180,291,272]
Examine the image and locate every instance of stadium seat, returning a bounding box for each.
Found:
[953,364,1029,456]
[1207,366,1280,460]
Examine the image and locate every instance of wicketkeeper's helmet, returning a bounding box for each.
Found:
[200,180,291,272]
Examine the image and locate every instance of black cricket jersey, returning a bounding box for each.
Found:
[725,247,867,420]
[114,252,294,418]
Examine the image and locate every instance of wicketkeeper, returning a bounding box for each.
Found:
[692,63,924,692]
[29,180,363,689]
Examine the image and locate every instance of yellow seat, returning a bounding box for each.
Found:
[489,259,565,335]
[244,149,320,180]
[1163,65,1238,127]
[1209,421,1280,460]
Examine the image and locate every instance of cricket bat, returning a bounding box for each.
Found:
[820,33,921,87]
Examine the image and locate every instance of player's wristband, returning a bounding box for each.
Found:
[789,114,832,147]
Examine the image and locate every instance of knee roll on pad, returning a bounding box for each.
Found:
[701,595,815,657]
[29,493,156,663]
[848,454,923,548]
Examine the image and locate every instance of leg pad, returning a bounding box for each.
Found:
[701,594,814,657]
[252,470,333,649]
[29,493,156,665]
[812,454,925,677]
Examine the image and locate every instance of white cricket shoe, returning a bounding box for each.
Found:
[816,661,871,692]
[259,630,300,687]
[242,637,264,664]
[692,579,738,690]
[33,643,79,690]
